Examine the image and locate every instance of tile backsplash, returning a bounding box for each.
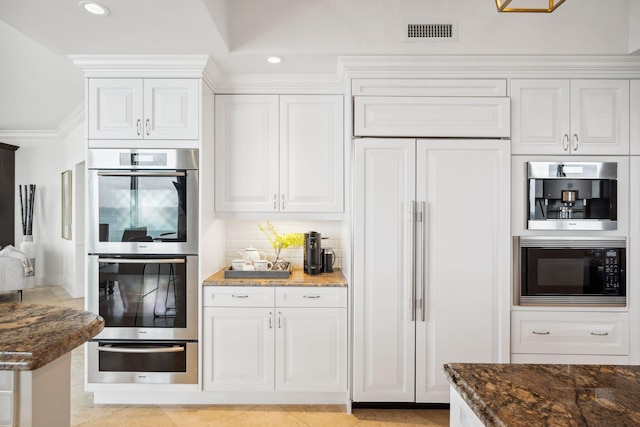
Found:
[224,220,343,269]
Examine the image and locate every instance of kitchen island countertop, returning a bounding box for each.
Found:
[444,362,640,427]
[0,302,104,370]
[203,267,347,287]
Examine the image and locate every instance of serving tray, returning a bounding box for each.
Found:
[223,266,291,279]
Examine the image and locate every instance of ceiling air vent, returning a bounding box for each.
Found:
[404,23,458,42]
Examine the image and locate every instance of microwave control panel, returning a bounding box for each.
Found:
[604,250,620,292]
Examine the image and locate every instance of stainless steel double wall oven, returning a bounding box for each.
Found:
[87,149,198,385]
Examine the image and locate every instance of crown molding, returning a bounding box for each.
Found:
[338,54,640,79]
[69,55,213,79]
[0,101,85,145]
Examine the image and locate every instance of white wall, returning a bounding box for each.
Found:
[10,120,85,293]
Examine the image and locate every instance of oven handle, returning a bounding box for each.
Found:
[97,171,186,177]
[98,258,185,264]
[97,345,185,354]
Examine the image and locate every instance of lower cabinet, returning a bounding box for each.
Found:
[511,310,630,364]
[0,371,15,427]
[202,286,347,393]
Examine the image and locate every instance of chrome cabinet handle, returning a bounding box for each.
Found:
[572,134,579,151]
[136,119,141,136]
[532,331,551,335]
[278,312,282,328]
[231,294,248,298]
[145,118,151,135]
[303,295,320,299]
[269,312,273,329]
[590,331,609,336]
[410,201,416,322]
[273,194,277,210]
[562,134,569,151]
[281,194,285,210]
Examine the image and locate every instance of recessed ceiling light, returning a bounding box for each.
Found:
[79,1,110,16]
[266,56,283,64]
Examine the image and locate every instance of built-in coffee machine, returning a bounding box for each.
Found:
[527,161,617,230]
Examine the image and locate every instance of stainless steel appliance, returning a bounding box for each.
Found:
[87,254,198,385]
[527,161,617,230]
[304,231,322,274]
[516,236,626,306]
[87,340,197,384]
[87,255,198,340]
[87,149,198,254]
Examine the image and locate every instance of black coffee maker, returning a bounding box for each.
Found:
[304,231,323,275]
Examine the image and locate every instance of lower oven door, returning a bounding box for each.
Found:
[87,340,197,384]
[88,255,198,340]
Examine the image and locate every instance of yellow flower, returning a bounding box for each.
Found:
[259,222,304,258]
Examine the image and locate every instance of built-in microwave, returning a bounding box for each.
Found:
[515,236,626,306]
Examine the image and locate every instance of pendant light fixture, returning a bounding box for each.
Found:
[496,0,566,13]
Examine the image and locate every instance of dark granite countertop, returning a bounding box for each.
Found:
[444,363,640,427]
[0,302,104,371]
[203,268,347,287]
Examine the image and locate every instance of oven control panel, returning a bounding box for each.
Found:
[604,250,620,293]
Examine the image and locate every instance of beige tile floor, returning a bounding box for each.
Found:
[1,287,450,427]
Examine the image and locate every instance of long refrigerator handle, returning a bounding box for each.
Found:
[410,201,416,322]
[421,201,428,322]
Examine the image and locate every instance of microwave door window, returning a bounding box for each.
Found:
[536,257,586,294]
[98,174,187,243]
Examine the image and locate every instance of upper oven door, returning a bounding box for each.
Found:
[87,149,198,255]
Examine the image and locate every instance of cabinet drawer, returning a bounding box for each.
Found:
[512,311,629,356]
[203,286,275,307]
[275,287,347,308]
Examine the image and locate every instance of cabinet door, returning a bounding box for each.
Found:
[88,79,143,139]
[202,307,274,391]
[415,140,510,403]
[144,79,199,140]
[275,307,347,392]
[214,95,279,212]
[353,138,416,402]
[631,80,640,155]
[570,80,629,155]
[280,95,344,212]
[510,79,570,155]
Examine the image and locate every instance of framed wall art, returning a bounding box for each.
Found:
[61,170,72,240]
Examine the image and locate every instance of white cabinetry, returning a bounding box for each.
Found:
[214,94,344,213]
[511,311,630,364]
[354,96,510,138]
[511,79,629,155]
[630,81,640,155]
[202,286,347,394]
[0,371,14,427]
[88,78,200,140]
[353,138,510,404]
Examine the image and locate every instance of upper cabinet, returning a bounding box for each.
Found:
[630,80,640,155]
[354,96,510,138]
[215,94,344,213]
[88,78,200,140]
[511,79,629,155]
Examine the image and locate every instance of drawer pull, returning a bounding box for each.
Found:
[532,331,550,335]
[590,332,609,336]
[231,294,249,298]
[303,295,320,299]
